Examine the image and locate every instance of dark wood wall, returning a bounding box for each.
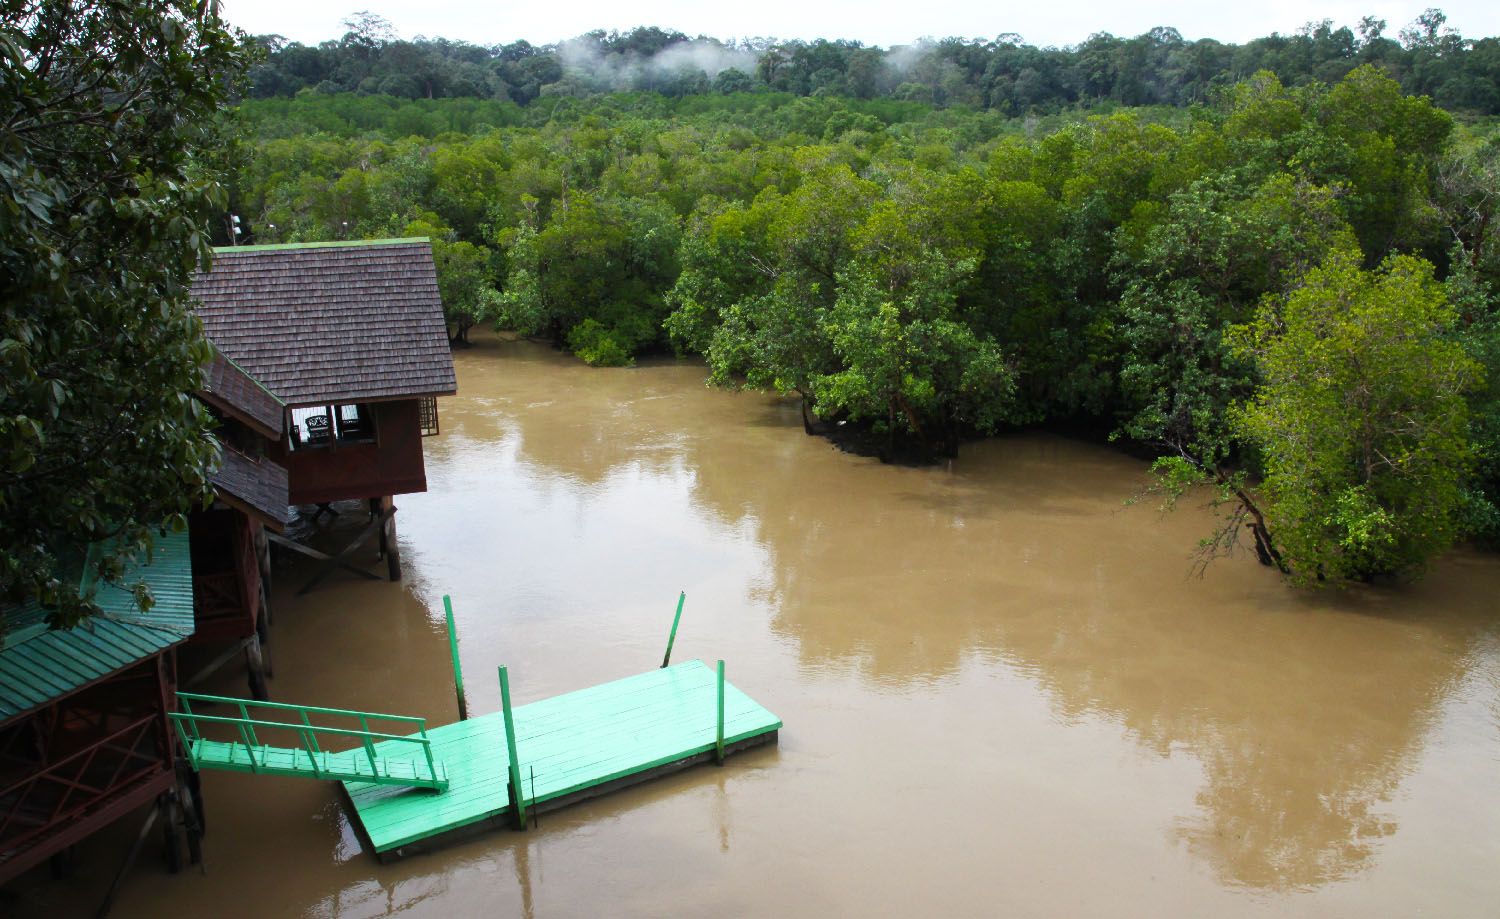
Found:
[189,507,261,643]
[272,399,428,505]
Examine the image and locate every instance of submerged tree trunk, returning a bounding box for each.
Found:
[1220,472,1286,572]
[448,318,475,347]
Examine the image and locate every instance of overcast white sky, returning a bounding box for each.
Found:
[220,1,1499,49]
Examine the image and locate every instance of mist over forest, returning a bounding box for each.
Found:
[246,10,1500,114]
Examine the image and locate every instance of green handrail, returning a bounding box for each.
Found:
[172,712,433,747]
[170,693,442,784]
[175,692,431,727]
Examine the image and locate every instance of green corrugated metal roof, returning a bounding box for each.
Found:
[0,532,195,721]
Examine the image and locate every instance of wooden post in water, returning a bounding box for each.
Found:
[715,660,726,766]
[661,591,686,668]
[498,666,527,829]
[444,595,467,721]
[381,496,401,581]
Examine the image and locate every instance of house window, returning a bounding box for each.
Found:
[418,396,439,437]
[290,403,377,450]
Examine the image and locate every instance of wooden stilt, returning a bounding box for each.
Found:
[370,497,383,552]
[267,527,383,594]
[174,763,205,870]
[381,496,401,581]
[95,798,160,919]
[255,523,273,627]
[246,634,269,701]
[184,635,254,689]
[179,760,206,837]
[256,612,273,680]
[48,845,75,880]
[161,790,184,874]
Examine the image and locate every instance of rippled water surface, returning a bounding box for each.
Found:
[11,337,1500,917]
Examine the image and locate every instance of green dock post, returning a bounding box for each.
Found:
[661,591,686,668]
[715,660,726,765]
[498,666,527,829]
[444,595,467,721]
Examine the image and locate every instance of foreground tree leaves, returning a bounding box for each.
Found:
[1,1,251,628]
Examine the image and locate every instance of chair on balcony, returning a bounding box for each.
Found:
[303,412,331,444]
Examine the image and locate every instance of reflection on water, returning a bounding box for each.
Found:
[6,337,1499,917]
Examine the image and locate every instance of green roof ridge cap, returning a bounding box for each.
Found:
[213,237,431,253]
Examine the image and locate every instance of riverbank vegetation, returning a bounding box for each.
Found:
[215,14,1499,582]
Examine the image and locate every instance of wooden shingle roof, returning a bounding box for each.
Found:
[211,449,292,530]
[200,352,284,441]
[191,239,458,407]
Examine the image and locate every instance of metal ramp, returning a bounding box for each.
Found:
[170,693,449,792]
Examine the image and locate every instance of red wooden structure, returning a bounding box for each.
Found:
[0,535,202,891]
[185,353,292,699]
[191,239,456,586]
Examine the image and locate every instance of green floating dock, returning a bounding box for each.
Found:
[343,659,781,860]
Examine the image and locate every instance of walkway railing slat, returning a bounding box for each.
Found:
[170,692,448,792]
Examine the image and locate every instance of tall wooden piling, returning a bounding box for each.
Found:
[715,660,726,765]
[444,595,467,721]
[381,496,401,581]
[661,591,686,668]
[498,666,527,829]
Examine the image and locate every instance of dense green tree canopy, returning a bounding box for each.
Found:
[1,0,251,627]
[226,57,1500,579]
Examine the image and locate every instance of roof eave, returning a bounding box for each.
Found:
[198,389,283,441]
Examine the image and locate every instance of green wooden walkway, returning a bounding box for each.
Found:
[171,694,449,791]
[343,659,781,859]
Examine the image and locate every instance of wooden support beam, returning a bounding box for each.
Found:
[94,797,160,919]
[266,519,387,595]
[183,636,254,689]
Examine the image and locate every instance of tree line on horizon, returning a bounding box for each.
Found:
[245,10,1500,115]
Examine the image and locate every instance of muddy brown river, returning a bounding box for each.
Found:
[9,337,1500,917]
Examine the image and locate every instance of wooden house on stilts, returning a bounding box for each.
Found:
[0,535,203,890]
[190,239,457,591]
[187,353,292,700]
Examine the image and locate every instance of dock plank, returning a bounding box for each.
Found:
[343,660,780,855]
